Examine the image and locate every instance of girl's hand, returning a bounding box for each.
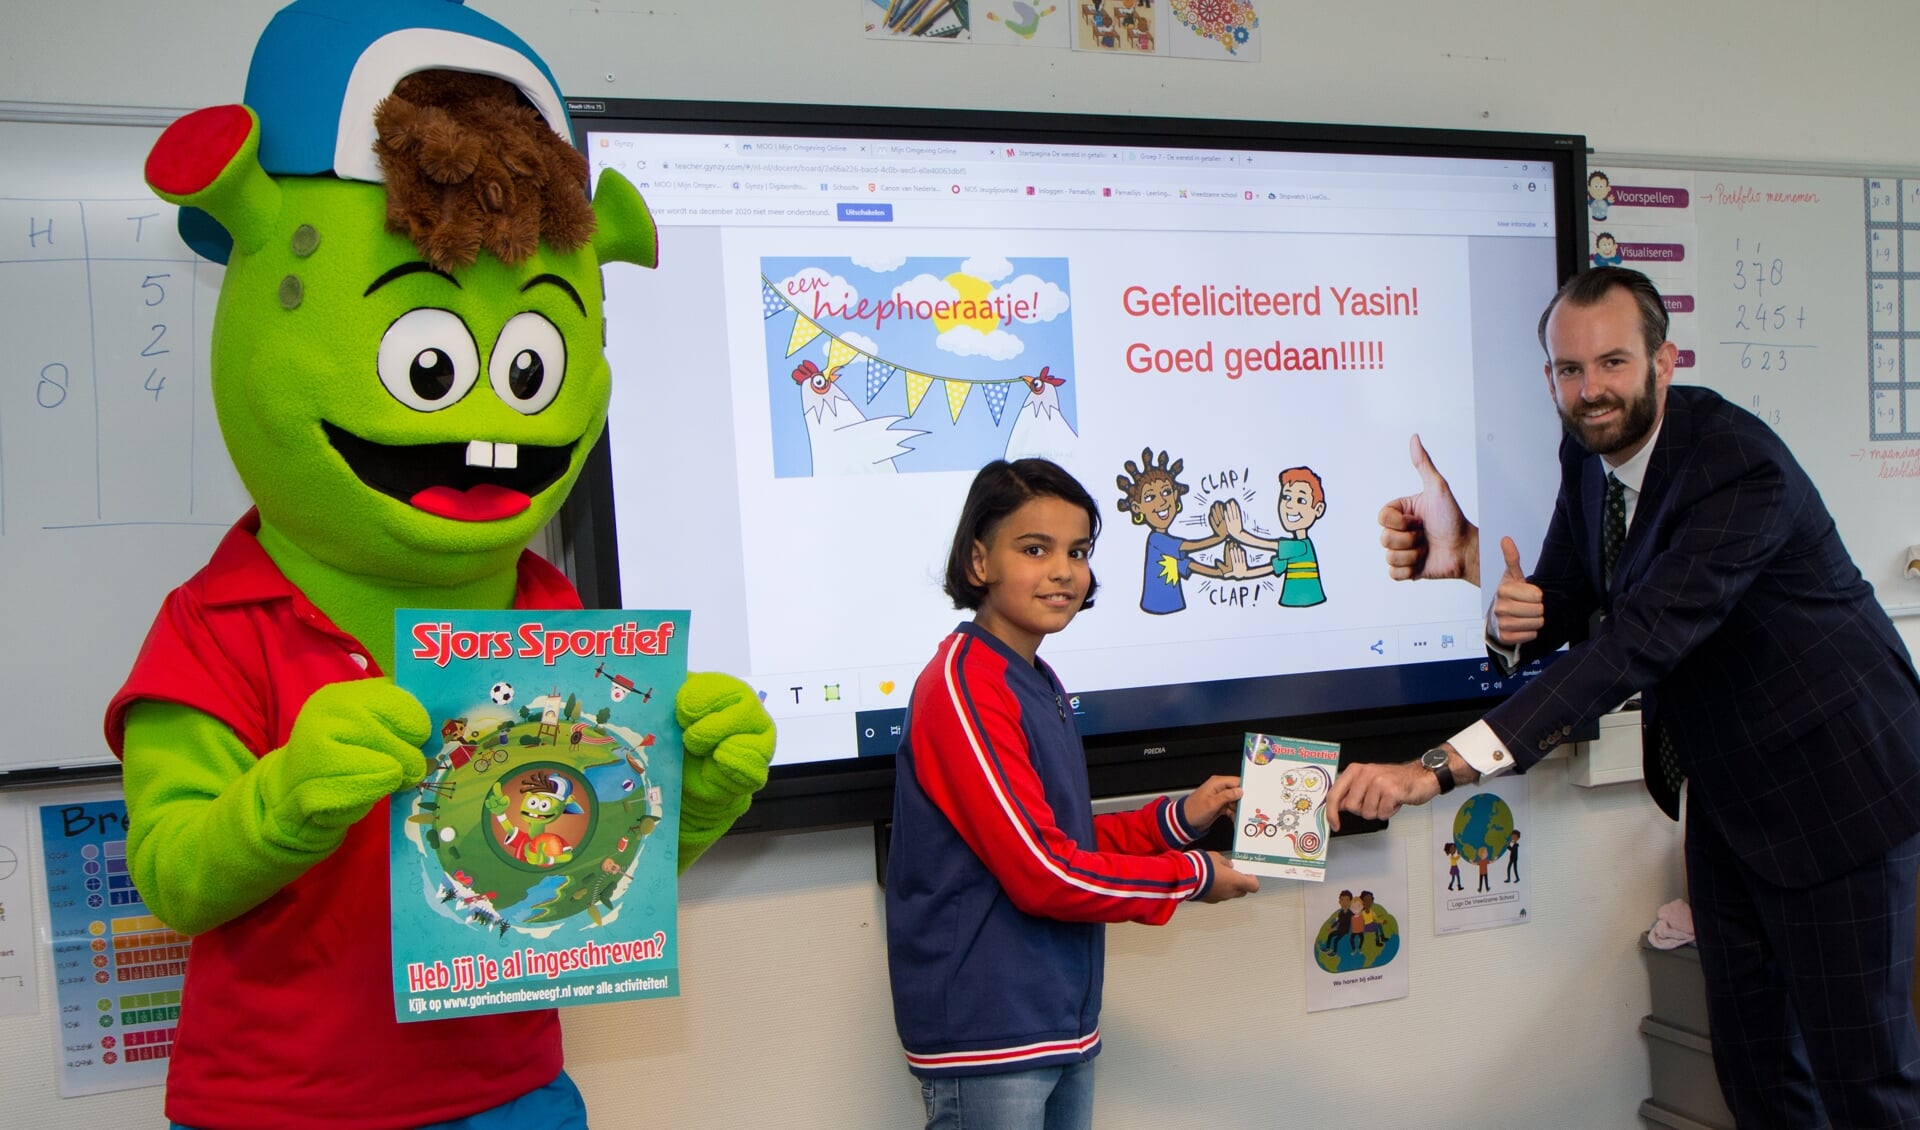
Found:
[1182,775,1242,832]
[1199,853,1260,902]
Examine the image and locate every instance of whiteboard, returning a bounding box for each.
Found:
[0,118,249,777]
[1593,159,1920,616]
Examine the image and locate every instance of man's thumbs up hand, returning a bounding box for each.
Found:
[1490,536,1545,646]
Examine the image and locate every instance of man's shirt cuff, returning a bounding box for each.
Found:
[1449,719,1515,780]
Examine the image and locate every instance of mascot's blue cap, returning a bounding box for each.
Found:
[182,0,572,262]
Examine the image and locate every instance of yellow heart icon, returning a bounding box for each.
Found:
[879,680,896,695]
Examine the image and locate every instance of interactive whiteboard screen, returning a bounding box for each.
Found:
[567,100,1585,828]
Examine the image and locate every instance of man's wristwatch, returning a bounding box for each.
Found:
[1420,747,1457,795]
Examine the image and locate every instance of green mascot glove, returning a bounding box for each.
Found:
[260,678,433,837]
[675,672,776,871]
[120,679,429,935]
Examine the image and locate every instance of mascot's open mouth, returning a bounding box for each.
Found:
[323,422,573,522]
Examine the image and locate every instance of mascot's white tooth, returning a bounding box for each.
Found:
[494,443,518,469]
[466,440,494,468]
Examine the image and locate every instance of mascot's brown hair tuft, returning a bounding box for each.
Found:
[373,70,596,271]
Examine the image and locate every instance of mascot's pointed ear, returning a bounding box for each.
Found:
[146,105,281,259]
[589,168,658,269]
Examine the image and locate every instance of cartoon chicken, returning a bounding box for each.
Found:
[1002,364,1079,463]
[792,359,925,474]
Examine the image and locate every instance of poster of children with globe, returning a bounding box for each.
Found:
[1429,777,1530,935]
[388,609,687,1021]
[1305,832,1409,1012]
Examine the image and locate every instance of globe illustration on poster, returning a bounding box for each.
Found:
[1452,792,1516,866]
[398,692,668,934]
[1310,895,1401,974]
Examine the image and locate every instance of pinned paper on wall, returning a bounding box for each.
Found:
[1305,832,1409,1012]
[33,786,186,1096]
[976,2,1071,46]
[861,0,1261,60]
[864,0,972,39]
[1431,775,1530,935]
[0,794,37,1018]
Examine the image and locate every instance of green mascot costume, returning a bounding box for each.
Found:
[101,2,775,1126]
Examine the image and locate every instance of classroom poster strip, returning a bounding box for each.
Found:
[37,792,185,1096]
[1583,165,1701,375]
[0,794,38,1017]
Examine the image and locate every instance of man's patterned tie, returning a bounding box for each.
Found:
[1607,472,1684,817]
[1602,473,1627,586]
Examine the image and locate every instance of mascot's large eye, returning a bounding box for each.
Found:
[377,309,480,411]
[810,374,830,392]
[489,312,566,415]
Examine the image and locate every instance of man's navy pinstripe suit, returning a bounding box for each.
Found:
[1489,384,1920,1126]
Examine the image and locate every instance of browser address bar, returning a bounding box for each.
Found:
[661,160,968,176]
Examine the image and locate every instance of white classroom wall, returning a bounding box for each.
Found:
[3,2,1919,1126]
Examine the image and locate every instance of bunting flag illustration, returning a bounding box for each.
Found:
[761,273,1040,426]
[944,376,971,422]
[826,336,860,375]
[785,316,824,357]
[905,371,933,415]
[864,357,900,404]
[981,381,1011,425]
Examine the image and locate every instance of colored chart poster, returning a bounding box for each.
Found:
[1229,732,1339,880]
[1430,775,1531,934]
[390,609,687,1022]
[36,792,186,1096]
[1304,832,1409,1012]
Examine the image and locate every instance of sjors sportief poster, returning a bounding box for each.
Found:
[389,610,687,1021]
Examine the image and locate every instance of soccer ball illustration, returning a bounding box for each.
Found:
[489,681,515,705]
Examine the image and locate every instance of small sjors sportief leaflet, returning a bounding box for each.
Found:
[390,610,687,1021]
[1230,732,1339,881]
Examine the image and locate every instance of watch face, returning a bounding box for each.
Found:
[1421,748,1448,769]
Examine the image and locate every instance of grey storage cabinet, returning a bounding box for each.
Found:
[1638,937,1734,1130]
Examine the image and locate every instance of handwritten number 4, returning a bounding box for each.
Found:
[145,368,165,400]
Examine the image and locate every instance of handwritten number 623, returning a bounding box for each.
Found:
[1739,345,1787,372]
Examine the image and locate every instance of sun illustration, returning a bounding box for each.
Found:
[933,272,1001,336]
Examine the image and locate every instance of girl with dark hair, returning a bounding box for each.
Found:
[885,458,1258,1130]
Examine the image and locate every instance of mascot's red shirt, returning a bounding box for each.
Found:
[106,511,575,1129]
